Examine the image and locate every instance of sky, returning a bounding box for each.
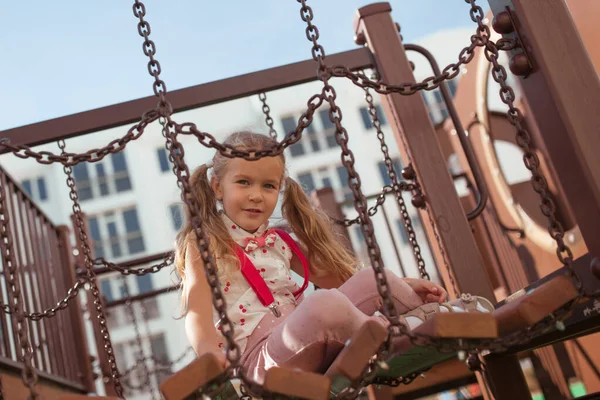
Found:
[0,1,482,130]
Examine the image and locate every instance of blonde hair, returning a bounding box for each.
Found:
[174,131,357,308]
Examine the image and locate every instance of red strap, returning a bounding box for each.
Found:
[274,229,310,298]
[234,230,311,308]
[235,246,275,307]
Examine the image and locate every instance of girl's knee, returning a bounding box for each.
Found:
[301,290,358,326]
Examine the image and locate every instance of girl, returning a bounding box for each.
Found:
[175,131,493,384]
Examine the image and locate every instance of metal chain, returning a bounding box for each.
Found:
[0,165,39,398]
[119,275,157,399]
[91,253,174,276]
[0,277,87,320]
[57,139,125,398]
[360,72,430,280]
[258,92,278,139]
[0,111,158,166]
[163,119,241,374]
[132,0,171,115]
[475,2,583,294]
[120,347,194,378]
[334,184,417,227]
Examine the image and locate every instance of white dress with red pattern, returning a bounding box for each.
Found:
[212,213,300,354]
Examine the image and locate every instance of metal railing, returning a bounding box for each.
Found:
[0,165,89,393]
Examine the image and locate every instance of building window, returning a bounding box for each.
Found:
[433,90,450,121]
[336,165,353,201]
[377,159,404,186]
[318,109,338,149]
[72,153,133,201]
[359,105,387,130]
[89,207,145,260]
[169,204,185,231]
[157,148,170,172]
[282,116,305,157]
[297,172,316,195]
[20,176,49,202]
[150,333,171,384]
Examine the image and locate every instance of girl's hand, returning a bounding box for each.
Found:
[403,278,448,304]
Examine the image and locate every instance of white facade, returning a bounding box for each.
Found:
[0,27,530,399]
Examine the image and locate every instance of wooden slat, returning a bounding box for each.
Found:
[493,275,579,336]
[264,367,331,400]
[409,313,498,339]
[379,313,497,379]
[159,353,225,400]
[326,319,388,393]
[391,358,475,397]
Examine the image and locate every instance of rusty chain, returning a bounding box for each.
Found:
[132,0,171,116]
[91,253,174,276]
[360,72,430,280]
[0,0,594,397]
[0,163,39,399]
[0,277,87,320]
[163,119,241,373]
[333,184,417,227]
[58,139,125,398]
[258,92,278,139]
[0,111,158,167]
[119,275,157,399]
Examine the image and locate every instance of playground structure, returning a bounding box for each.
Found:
[0,0,599,399]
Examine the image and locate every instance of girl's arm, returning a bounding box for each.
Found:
[290,253,346,289]
[183,240,227,367]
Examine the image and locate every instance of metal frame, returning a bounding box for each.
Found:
[0,49,373,150]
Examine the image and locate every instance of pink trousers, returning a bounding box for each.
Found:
[240,268,423,383]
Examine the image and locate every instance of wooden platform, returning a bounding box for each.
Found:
[391,357,476,399]
[264,367,331,400]
[326,313,497,395]
[379,313,497,379]
[493,274,579,336]
[158,352,235,400]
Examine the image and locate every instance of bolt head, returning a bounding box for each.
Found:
[510,53,532,77]
[492,12,514,34]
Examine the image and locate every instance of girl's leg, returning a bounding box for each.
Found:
[337,267,423,316]
[241,289,381,383]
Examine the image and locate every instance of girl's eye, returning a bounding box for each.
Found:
[237,180,249,185]
[264,183,276,189]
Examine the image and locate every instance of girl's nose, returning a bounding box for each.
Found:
[248,189,262,202]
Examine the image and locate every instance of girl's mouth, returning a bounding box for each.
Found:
[244,209,262,214]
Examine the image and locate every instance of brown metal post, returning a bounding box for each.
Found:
[487,0,600,257]
[354,3,494,301]
[70,213,118,397]
[57,225,96,392]
[354,4,530,399]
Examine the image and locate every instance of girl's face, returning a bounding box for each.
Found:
[212,156,284,233]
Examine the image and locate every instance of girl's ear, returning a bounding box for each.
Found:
[210,176,223,201]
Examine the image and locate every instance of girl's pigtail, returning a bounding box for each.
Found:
[175,163,233,313]
[282,177,356,282]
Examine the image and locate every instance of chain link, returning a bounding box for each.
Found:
[0,0,594,397]
[58,139,125,398]
[132,0,171,115]
[120,275,156,399]
[92,253,174,276]
[0,110,158,167]
[163,119,241,376]
[0,161,39,398]
[258,92,278,139]
[334,184,416,227]
[359,72,430,280]
[0,277,87,320]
